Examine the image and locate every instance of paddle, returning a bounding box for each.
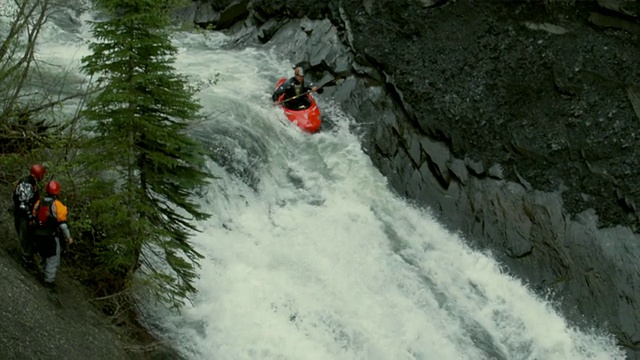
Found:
[275,77,343,106]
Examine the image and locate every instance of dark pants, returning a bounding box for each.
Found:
[34,234,61,284]
[13,210,34,262]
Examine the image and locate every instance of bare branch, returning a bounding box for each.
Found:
[3,3,49,117]
[0,0,52,118]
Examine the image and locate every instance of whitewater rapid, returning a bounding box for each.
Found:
[24,6,627,360]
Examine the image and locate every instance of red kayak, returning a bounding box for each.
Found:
[274,77,321,133]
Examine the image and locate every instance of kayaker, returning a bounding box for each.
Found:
[272,67,321,110]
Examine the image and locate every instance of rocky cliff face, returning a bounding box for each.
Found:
[181,0,640,357]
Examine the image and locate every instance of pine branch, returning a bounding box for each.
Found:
[80,0,214,309]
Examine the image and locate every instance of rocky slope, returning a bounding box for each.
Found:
[0,196,181,359]
[178,0,640,357]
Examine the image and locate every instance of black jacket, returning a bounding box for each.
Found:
[272,77,316,103]
[13,175,39,216]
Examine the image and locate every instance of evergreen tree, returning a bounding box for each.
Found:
[81,0,210,308]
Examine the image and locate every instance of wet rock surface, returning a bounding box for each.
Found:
[342,1,640,232]
[187,0,640,357]
[0,203,182,359]
[0,253,131,360]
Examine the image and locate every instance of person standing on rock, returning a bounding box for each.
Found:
[12,163,46,267]
[272,66,321,110]
[31,180,73,289]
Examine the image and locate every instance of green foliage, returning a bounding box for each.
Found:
[81,0,212,309]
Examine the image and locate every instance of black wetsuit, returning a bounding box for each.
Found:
[272,77,316,110]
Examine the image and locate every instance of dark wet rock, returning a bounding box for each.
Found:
[487,164,505,180]
[448,158,468,185]
[216,0,250,30]
[597,0,638,18]
[194,2,219,26]
[465,157,485,177]
[589,11,640,35]
[524,21,570,35]
[189,0,640,357]
[172,3,198,25]
[178,0,248,29]
[628,85,640,121]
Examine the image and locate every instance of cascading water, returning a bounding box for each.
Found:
[21,6,626,360]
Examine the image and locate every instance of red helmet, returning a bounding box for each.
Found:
[46,180,60,195]
[30,164,46,181]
